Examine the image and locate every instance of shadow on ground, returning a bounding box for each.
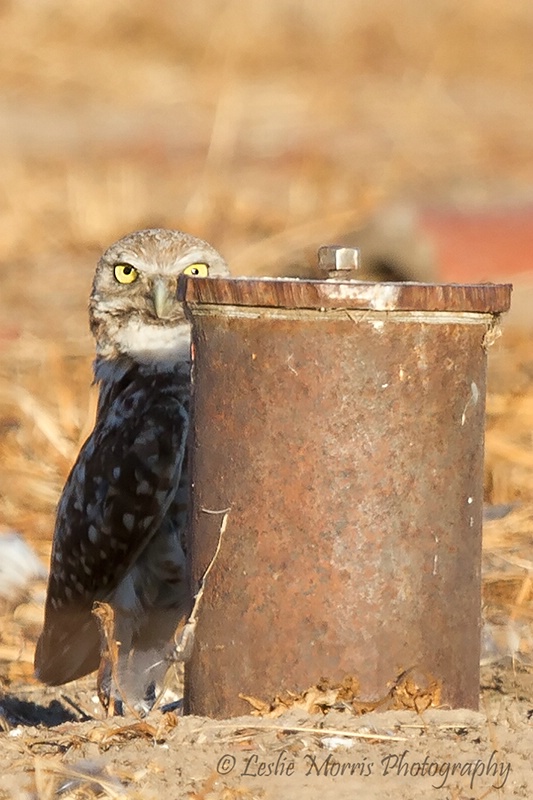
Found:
[0,695,79,728]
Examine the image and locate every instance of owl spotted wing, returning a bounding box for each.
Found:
[35,370,189,685]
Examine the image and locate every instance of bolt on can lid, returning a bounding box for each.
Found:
[179,245,512,314]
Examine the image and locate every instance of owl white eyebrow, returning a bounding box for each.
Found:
[109,255,145,271]
[175,249,211,268]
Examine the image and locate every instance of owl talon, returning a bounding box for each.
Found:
[97,661,156,717]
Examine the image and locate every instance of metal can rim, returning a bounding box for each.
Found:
[179,275,511,314]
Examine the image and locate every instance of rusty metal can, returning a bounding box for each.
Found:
[179,271,511,717]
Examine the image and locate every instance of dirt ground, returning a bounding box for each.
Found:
[0,667,531,798]
[1,2,533,798]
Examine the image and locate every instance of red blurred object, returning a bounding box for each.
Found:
[419,206,533,282]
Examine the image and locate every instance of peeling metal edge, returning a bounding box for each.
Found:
[185,305,503,326]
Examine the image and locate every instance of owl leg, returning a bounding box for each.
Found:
[95,528,189,714]
[115,526,189,708]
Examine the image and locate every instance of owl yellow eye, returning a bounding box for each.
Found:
[182,263,209,277]
[114,264,138,284]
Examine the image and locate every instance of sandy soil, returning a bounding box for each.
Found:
[0,664,530,799]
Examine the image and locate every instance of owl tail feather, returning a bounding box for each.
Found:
[34,610,101,686]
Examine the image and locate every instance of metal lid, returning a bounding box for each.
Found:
[179,276,511,314]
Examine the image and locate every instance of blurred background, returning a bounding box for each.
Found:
[0,0,532,682]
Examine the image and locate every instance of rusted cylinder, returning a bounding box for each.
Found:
[180,276,511,717]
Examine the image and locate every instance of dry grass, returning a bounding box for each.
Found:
[0,1,532,265]
[0,0,532,694]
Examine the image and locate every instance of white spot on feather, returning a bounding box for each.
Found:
[155,489,168,504]
[123,513,135,531]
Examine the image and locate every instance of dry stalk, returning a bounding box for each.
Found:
[92,601,139,719]
[173,510,229,663]
[211,722,407,743]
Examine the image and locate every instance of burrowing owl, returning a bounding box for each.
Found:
[34,228,229,710]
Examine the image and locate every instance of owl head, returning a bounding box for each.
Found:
[89,229,229,367]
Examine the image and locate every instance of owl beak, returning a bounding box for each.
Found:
[152,279,174,319]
